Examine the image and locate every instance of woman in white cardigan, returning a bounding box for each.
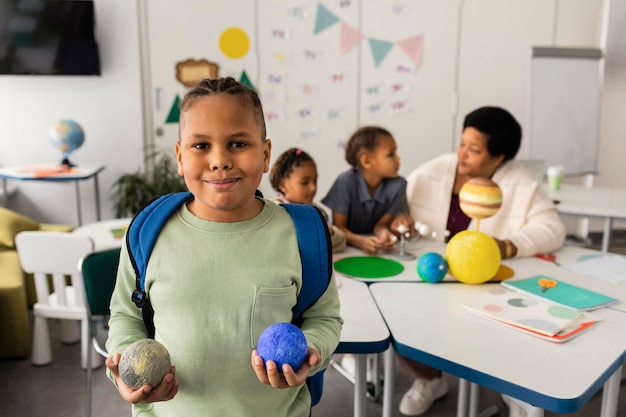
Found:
[397,106,566,417]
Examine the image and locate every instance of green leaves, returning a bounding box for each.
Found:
[112,152,187,217]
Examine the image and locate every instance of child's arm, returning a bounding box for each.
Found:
[105,245,180,403]
[105,354,179,403]
[372,213,399,251]
[390,213,416,237]
[333,211,389,254]
[250,347,320,388]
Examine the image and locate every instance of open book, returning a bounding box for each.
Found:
[462,286,600,342]
[501,275,618,311]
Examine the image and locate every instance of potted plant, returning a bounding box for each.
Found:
[112,150,187,217]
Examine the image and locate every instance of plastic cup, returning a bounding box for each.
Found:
[547,166,564,191]
[548,174,562,191]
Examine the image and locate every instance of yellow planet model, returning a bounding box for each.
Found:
[445,230,501,284]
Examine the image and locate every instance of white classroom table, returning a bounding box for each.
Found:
[0,165,105,226]
[547,183,626,253]
[332,238,448,283]
[370,248,626,417]
[72,217,131,250]
[335,276,390,417]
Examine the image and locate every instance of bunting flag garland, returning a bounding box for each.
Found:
[340,22,364,54]
[314,3,340,34]
[368,38,394,68]
[314,2,423,69]
[398,34,424,67]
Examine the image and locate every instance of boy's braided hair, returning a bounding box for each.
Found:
[180,77,267,140]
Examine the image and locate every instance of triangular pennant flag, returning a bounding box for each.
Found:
[314,3,340,35]
[368,38,394,68]
[340,22,363,54]
[239,70,256,90]
[398,34,424,67]
[165,95,180,124]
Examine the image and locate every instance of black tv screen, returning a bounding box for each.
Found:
[0,0,101,75]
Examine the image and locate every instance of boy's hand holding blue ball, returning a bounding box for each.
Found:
[252,322,319,389]
[257,322,308,371]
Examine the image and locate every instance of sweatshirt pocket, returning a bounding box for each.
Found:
[250,283,298,347]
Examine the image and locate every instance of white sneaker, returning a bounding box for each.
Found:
[501,394,528,417]
[399,376,449,416]
[340,354,375,382]
[340,354,356,378]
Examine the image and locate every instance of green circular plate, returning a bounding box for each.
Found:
[334,256,404,279]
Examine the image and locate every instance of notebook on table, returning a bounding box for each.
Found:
[461,286,601,343]
[501,275,618,311]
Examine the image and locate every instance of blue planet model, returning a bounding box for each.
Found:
[417,252,448,283]
[257,322,308,372]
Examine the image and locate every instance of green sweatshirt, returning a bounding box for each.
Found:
[106,199,343,416]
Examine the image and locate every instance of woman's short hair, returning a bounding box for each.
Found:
[463,106,521,162]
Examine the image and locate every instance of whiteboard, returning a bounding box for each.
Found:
[528,47,603,175]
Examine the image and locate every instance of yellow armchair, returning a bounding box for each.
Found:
[0,207,73,359]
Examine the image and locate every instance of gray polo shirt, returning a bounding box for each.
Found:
[321,168,408,234]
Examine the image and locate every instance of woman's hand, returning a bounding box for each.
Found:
[493,238,517,259]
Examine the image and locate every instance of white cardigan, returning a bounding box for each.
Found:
[405,153,566,257]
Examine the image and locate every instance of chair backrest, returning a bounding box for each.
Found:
[79,248,121,317]
[15,231,94,309]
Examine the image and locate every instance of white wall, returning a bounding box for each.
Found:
[0,0,625,232]
[0,0,143,225]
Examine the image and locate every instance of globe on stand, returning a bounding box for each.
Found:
[49,120,85,166]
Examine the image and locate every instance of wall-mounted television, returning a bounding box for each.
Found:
[0,0,101,75]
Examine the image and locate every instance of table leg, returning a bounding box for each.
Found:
[457,379,469,417]
[382,347,395,417]
[469,382,479,417]
[93,173,101,221]
[354,354,366,417]
[600,364,622,417]
[74,181,83,226]
[602,217,613,253]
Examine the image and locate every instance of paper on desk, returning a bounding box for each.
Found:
[564,254,626,285]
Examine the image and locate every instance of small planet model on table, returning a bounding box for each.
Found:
[118,339,171,390]
[445,230,501,284]
[257,322,308,373]
[416,252,448,283]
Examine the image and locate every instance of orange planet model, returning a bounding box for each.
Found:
[458,177,503,219]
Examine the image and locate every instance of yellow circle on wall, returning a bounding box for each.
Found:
[219,27,250,59]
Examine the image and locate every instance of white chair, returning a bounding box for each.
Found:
[15,231,100,369]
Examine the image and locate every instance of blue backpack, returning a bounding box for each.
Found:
[126,191,332,406]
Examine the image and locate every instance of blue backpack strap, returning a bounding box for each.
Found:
[280,203,332,406]
[127,192,192,309]
[280,203,332,319]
